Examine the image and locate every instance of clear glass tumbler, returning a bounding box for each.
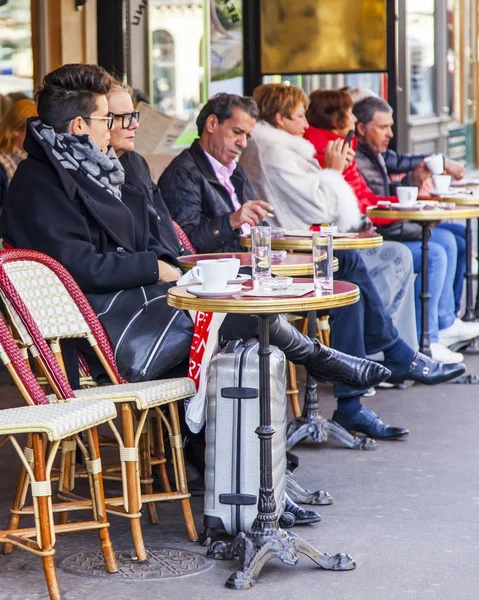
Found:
[251,226,272,280]
[312,230,333,295]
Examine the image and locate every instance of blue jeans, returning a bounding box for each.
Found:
[437,222,466,314]
[403,227,458,342]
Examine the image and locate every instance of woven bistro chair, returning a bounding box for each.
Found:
[0,249,198,561]
[0,316,118,600]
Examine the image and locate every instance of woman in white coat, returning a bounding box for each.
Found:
[239,83,460,440]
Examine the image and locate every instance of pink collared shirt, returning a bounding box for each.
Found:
[205,151,250,234]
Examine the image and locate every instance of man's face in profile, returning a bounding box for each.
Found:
[205,108,256,166]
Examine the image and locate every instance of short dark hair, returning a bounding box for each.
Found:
[196,93,258,136]
[353,96,392,126]
[306,89,353,131]
[35,63,112,133]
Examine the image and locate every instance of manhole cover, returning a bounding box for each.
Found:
[58,548,213,580]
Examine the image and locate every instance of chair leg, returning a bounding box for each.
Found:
[286,361,301,418]
[121,403,147,561]
[32,433,61,600]
[167,402,198,542]
[85,427,118,574]
[317,316,330,347]
[151,416,171,493]
[139,421,159,525]
[58,438,75,525]
[3,434,33,555]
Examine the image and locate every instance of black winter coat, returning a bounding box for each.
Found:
[119,151,185,259]
[0,124,180,295]
[158,139,255,253]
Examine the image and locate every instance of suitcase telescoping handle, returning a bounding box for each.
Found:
[221,387,258,399]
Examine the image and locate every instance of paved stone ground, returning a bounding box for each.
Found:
[1,356,479,600]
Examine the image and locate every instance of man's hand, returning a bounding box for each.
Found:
[158,260,181,282]
[324,139,350,173]
[230,200,273,230]
[444,158,466,180]
[411,161,431,187]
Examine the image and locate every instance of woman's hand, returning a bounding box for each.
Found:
[158,260,181,282]
[324,139,350,173]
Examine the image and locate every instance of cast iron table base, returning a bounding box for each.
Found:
[286,311,376,452]
[207,314,355,589]
[419,223,432,356]
[463,218,475,321]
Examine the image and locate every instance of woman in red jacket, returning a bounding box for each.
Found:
[304,89,477,363]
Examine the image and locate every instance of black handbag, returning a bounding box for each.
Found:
[376,221,423,242]
[88,282,194,382]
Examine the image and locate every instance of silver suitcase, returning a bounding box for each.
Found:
[201,338,287,541]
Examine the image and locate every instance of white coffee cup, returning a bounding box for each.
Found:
[424,154,444,175]
[218,257,241,280]
[396,186,418,206]
[191,259,231,292]
[432,174,452,194]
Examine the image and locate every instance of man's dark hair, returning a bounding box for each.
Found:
[353,96,393,126]
[35,63,112,133]
[196,93,258,136]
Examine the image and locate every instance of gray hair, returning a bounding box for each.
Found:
[353,96,393,126]
[196,93,258,136]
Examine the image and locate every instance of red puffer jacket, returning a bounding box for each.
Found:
[304,126,396,226]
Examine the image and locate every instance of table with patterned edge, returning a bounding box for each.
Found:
[368,206,479,355]
[167,280,358,590]
[240,230,383,251]
[178,252,339,276]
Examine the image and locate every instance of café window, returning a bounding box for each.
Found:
[0,0,33,104]
[152,29,176,114]
[407,0,436,117]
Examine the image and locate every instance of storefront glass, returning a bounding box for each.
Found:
[407,0,436,117]
[0,0,33,99]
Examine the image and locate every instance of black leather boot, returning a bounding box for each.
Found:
[269,316,391,389]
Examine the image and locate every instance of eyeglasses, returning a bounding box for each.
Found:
[112,111,140,129]
[64,112,115,129]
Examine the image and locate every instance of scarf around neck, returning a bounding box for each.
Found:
[30,119,125,200]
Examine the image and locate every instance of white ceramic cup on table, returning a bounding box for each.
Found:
[396,186,418,206]
[432,175,452,195]
[217,257,241,280]
[191,259,231,292]
[424,154,444,175]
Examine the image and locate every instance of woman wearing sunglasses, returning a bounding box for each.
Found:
[106,80,185,259]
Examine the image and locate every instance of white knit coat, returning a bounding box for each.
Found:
[239,121,361,232]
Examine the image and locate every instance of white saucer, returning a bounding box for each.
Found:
[228,274,251,284]
[187,284,243,298]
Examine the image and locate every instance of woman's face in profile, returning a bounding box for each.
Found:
[108,91,140,157]
[276,102,309,138]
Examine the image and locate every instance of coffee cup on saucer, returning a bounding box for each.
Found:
[396,186,418,206]
[191,259,231,292]
[432,175,452,195]
[424,153,444,175]
[217,257,241,281]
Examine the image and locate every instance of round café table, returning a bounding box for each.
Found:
[367,205,479,355]
[240,230,383,252]
[167,280,358,590]
[238,234,384,455]
[432,195,479,321]
[178,251,339,276]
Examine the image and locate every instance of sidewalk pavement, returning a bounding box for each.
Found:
[1,354,479,600]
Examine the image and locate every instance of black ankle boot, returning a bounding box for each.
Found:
[269,316,391,390]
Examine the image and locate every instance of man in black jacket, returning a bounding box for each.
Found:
[159,94,273,253]
[353,96,465,197]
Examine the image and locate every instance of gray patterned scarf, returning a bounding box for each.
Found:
[30,119,125,200]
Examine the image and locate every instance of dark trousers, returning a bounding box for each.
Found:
[329,250,400,399]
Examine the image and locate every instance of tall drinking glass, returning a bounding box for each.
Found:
[251,226,271,280]
[312,230,333,295]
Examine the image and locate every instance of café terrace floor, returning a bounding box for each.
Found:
[0,354,479,600]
